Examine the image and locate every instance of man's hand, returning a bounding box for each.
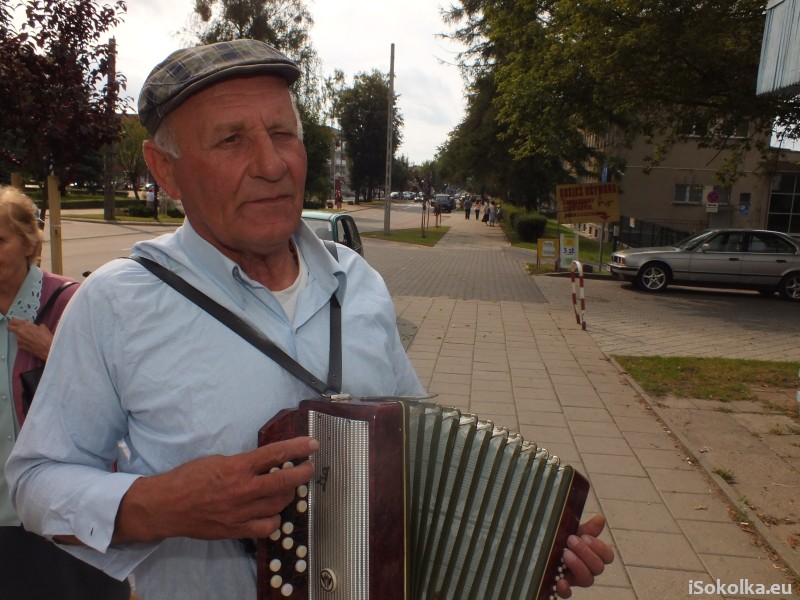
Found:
[113,436,319,544]
[8,318,54,361]
[556,514,615,598]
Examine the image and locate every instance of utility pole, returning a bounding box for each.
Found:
[103,37,117,221]
[383,43,395,234]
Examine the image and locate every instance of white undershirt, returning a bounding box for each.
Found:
[271,242,308,323]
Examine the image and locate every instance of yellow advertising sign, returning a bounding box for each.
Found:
[556,182,620,224]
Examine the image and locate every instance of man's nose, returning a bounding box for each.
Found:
[249,132,288,181]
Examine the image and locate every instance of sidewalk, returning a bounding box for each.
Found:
[386,212,797,599]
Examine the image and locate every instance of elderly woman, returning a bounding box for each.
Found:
[0,185,129,599]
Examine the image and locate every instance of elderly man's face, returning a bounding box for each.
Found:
[151,76,306,261]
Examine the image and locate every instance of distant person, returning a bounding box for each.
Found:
[464,196,473,219]
[488,201,498,227]
[0,185,129,599]
[146,186,155,208]
[474,200,481,221]
[335,189,342,210]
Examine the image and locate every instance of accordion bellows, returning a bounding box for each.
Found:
[258,397,590,600]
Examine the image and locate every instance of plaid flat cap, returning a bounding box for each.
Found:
[138,39,301,135]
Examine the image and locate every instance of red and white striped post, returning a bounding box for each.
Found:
[570,260,586,330]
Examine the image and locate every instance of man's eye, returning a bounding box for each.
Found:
[219,134,239,145]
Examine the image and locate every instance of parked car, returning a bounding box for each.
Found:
[434,194,454,213]
[301,210,364,256]
[608,229,800,300]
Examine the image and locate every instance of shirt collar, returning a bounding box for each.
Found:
[132,219,346,308]
[6,265,43,321]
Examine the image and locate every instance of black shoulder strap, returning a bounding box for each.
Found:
[128,255,342,395]
[35,281,78,325]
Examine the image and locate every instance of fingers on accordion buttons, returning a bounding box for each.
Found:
[269,528,281,541]
[282,461,294,469]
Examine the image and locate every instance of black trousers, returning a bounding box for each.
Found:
[0,526,130,600]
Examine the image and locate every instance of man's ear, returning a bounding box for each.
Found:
[143,140,181,200]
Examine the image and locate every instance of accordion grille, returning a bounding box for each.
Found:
[308,410,371,600]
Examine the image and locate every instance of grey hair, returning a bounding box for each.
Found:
[151,94,304,159]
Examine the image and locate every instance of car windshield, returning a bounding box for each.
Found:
[674,230,715,250]
[302,217,333,240]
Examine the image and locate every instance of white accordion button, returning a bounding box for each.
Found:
[269,559,282,572]
[296,559,307,573]
[282,461,293,469]
[269,529,281,541]
[281,583,293,597]
[297,484,308,498]
[282,537,294,550]
[282,522,294,535]
[269,466,280,474]
[296,545,308,559]
[270,575,282,589]
[296,499,308,513]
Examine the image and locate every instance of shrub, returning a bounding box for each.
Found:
[127,204,154,217]
[515,213,548,242]
[505,205,524,229]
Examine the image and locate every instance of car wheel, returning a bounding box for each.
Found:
[636,262,670,292]
[778,272,800,301]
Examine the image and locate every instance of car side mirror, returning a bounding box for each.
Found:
[700,243,711,252]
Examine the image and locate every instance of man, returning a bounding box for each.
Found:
[7,40,611,599]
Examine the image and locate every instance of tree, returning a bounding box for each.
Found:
[297,103,334,203]
[116,115,149,200]
[391,155,411,193]
[443,0,800,185]
[437,71,565,208]
[0,0,126,209]
[335,70,402,201]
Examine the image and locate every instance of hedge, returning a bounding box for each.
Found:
[514,213,548,243]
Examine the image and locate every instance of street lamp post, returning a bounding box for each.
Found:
[383,44,395,234]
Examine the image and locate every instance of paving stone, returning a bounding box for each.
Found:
[614,530,706,570]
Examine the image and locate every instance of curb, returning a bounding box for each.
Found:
[607,356,800,581]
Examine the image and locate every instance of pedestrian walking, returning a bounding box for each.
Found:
[488,201,498,227]
[464,196,473,219]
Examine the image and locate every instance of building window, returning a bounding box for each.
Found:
[767,174,800,235]
[674,184,704,204]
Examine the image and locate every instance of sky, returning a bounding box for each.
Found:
[108,0,468,165]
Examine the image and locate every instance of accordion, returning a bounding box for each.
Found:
[257,396,590,600]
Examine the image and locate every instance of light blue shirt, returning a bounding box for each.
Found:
[6,220,424,599]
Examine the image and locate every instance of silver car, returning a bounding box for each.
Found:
[608,229,800,301]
